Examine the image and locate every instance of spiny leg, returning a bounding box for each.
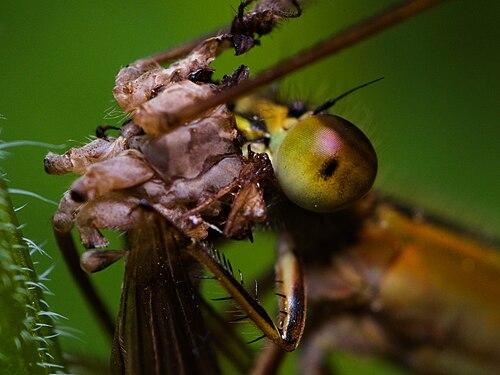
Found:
[187,230,306,352]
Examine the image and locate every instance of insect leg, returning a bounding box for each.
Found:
[249,231,307,374]
[74,193,142,248]
[44,136,127,175]
[187,230,306,352]
[69,150,154,203]
[274,231,306,347]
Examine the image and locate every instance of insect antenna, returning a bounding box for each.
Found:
[312,77,384,115]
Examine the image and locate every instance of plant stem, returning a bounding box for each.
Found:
[0,176,65,374]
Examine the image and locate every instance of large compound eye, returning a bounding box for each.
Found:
[275,114,377,212]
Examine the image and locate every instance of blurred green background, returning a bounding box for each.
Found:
[1,0,499,373]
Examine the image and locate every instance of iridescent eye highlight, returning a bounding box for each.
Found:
[275,114,377,212]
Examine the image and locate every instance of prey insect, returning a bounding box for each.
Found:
[43,0,500,374]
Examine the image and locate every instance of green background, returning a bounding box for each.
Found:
[1,0,499,373]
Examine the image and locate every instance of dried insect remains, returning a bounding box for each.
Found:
[45,2,307,373]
